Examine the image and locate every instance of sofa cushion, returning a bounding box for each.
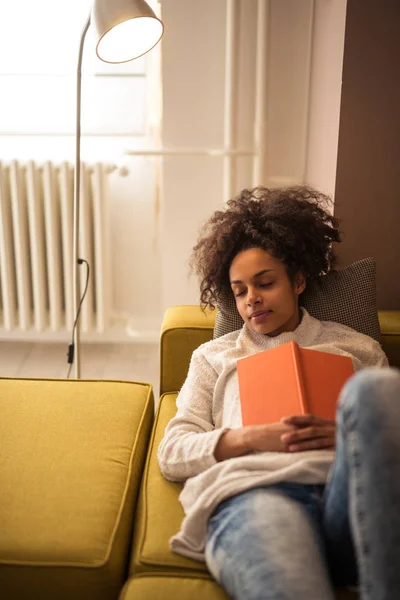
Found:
[0,378,154,600]
[214,258,381,341]
[130,392,207,575]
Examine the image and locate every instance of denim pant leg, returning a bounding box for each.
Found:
[323,367,400,600]
[205,484,335,600]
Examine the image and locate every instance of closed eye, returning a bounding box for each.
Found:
[234,282,273,297]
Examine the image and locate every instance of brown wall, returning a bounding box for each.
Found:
[334,0,400,309]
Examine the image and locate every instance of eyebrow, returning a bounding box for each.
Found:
[230,269,274,285]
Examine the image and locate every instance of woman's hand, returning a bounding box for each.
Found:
[214,423,296,461]
[280,415,336,452]
[214,416,336,462]
[244,422,297,453]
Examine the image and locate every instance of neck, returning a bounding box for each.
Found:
[265,306,302,338]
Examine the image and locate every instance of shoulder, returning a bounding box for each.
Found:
[316,318,387,368]
[318,318,376,344]
[188,329,243,375]
[194,329,242,358]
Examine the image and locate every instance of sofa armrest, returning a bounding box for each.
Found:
[379,311,400,368]
[160,306,215,395]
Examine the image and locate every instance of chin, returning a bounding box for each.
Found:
[248,317,285,337]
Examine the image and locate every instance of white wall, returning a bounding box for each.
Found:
[160,0,227,311]
[0,0,163,340]
[265,0,314,186]
[160,0,316,311]
[0,0,348,339]
[305,0,347,198]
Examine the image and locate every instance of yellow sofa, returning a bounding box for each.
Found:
[1,307,399,600]
[123,307,400,600]
[0,379,154,600]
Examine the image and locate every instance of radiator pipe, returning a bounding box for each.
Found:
[223,0,239,203]
[252,0,269,187]
[301,0,315,182]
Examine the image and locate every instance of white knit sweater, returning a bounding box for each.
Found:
[158,310,388,562]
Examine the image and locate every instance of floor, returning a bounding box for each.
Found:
[0,341,160,400]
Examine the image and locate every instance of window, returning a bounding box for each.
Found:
[0,0,161,137]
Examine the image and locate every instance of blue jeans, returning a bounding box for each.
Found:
[205,368,400,600]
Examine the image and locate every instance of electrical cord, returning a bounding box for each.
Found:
[66,258,90,378]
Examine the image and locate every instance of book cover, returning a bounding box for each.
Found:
[237,341,354,426]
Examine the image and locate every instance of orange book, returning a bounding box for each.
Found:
[237,341,354,426]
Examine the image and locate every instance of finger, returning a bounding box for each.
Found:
[281,415,335,427]
[280,414,315,426]
[281,426,334,444]
[288,438,335,452]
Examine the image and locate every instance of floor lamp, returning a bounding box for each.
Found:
[71,0,164,379]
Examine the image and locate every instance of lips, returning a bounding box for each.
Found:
[250,310,271,319]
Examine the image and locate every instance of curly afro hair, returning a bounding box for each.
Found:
[190,186,342,309]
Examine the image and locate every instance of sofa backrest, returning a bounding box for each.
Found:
[160,306,400,396]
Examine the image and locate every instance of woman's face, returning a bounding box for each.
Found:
[229,248,306,336]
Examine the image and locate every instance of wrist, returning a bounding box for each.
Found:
[214,428,251,462]
[240,426,255,453]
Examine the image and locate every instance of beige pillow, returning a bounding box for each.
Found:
[214,257,381,342]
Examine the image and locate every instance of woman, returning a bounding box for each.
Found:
[158,186,400,600]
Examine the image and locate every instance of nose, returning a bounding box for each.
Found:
[246,286,261,306]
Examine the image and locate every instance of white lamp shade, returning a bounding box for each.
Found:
[92,0,164,63]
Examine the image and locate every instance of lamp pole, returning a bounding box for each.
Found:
[71,0,163,379]
[72,14,91,379]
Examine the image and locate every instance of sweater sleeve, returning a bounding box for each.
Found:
[158,348,228,482]
[366,339,389,368]
[350,335,389,370]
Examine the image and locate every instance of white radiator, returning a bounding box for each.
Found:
[0,160,110,337]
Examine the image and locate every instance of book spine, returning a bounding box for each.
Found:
[291,343,308,415]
